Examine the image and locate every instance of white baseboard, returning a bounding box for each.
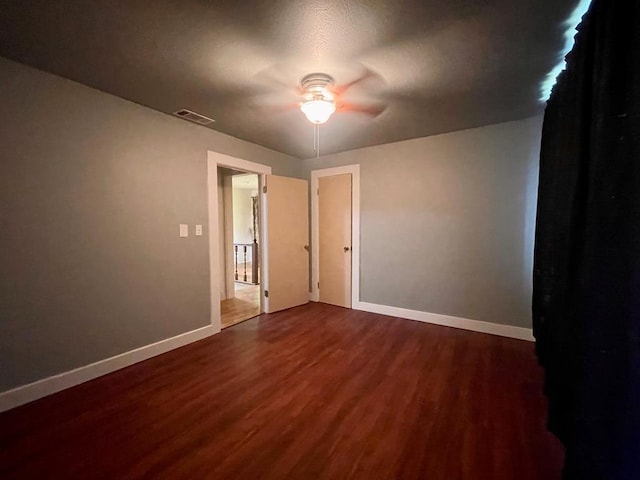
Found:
[0,324,216,413]
[355,301,534,341]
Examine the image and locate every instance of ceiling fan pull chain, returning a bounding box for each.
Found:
[312,123,320,158]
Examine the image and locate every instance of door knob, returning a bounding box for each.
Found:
[344,246,351,252]
[304,245,310,252]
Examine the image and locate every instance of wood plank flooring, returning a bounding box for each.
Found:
[0,303,563,479]
[220,283,260,328]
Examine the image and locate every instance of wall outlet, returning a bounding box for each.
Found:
[195,224,203,236]
[179,224,189,237]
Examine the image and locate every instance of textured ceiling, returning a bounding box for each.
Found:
[0,0,579,159]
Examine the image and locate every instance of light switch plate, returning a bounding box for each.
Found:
[179,224,189,237]
[195,224,203,236]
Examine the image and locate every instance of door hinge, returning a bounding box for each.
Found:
[264,290,269,297]
[263,185,267,194]
[317,282,320,289]
[317,187,319,195]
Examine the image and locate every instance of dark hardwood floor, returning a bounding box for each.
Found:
[0,303,563,479]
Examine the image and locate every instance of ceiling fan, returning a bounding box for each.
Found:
[299,73,337,124]
[250,65,387,122]
[235,64,387,156]
[297,71,386,125]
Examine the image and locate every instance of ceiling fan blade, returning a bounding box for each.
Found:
[337,101,387,118]
[332,66,384,96]
[254,63,303,97]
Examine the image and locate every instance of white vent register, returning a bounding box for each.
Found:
[173,109,215,125]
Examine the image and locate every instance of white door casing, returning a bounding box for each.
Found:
[207,152,271,332]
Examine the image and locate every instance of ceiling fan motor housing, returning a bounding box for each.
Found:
[301,73,335,101]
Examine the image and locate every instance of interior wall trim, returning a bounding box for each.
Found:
[0,325,215,413]
[207,151,272,328]
[355,301,534,341]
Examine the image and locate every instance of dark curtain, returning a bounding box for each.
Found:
[533,0,640,478]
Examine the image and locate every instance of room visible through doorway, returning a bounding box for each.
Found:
[219,170,262,328]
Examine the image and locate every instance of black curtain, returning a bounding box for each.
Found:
[533,0,640,478]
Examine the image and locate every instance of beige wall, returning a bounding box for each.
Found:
[0,56,301,393]
[303,116,542,328]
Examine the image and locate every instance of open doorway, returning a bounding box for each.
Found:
[208,151,310,332]
[218,168,262,328]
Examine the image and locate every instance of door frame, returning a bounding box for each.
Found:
[311,164,361,307]
[207,151,271,332]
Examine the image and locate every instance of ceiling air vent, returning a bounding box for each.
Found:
[173,109,215,126]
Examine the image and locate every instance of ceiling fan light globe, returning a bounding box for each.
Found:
[300,99,336,124]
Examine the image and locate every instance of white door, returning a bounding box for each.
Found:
[319,174,352,308]
[264,175,309,313]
